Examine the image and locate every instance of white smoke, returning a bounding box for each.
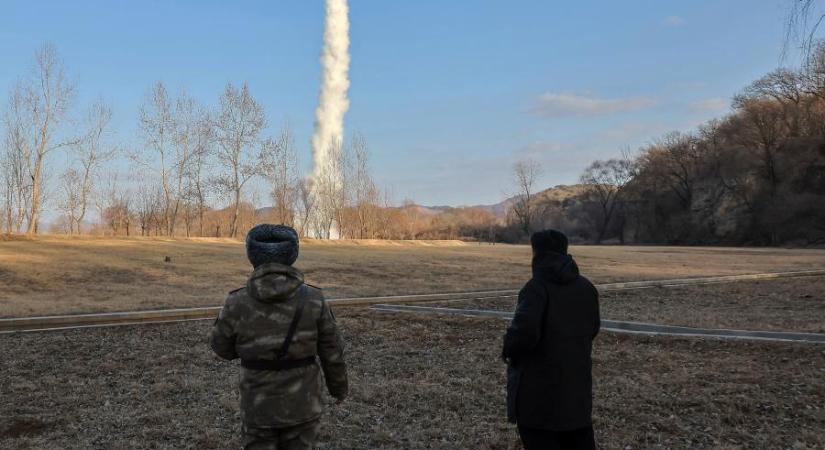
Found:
[311,0,350,187]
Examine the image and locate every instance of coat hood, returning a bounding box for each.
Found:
[246,263,304,303]
[532,252,580,285]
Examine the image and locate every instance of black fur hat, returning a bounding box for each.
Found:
[531,229,568,255]
[245,224,300,268]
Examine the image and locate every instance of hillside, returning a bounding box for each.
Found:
[423,184,590,218]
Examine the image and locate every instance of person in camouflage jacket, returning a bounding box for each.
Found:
[210,224,348,450]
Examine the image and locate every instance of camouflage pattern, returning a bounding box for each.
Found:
[242,419,320,450]
[210,262,348,430]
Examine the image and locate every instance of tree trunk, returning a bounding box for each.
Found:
[231,189,241,238]
[198,204,204,237]
[26,154,45,235]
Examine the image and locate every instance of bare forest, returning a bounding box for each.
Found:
[0,45,410,240]
[502,44,825,246]
[3,43,825,245]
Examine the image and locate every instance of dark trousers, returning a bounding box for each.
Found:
[243,420,321,450]
[517,425,595,450]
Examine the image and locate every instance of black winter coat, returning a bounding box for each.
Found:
[502,252,600,431]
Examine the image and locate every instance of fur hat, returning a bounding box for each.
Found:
[531,229,568,255]
[245,224,300,268]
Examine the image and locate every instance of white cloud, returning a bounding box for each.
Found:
[532,92,658,117]
[663,15,686,26]
[690,97,729,112]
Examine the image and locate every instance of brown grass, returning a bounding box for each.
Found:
[1,310,822,449]
[2,236,825,317]
[600,276,825,333]
[0,418,48,440]
[427,276,825,333]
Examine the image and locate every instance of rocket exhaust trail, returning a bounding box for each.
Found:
[311,0,350,190]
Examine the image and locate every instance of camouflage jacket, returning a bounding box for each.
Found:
[210,263,348,428]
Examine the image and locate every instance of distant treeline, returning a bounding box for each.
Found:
[0,44,506,241]
[0,44,405,239]
[494,45,825,246]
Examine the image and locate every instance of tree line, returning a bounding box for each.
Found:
[6,42,824,245]
[506,43,825,246]
[0,44,532,242]
[0,44,421,240]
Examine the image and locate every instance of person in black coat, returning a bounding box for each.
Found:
[502,230,600,450]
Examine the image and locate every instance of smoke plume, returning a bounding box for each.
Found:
[311,0,350,186]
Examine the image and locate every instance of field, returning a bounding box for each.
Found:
[430,275,825,333]
[3,236,825,317]
[2,310,823,449]
[2,237,825,449]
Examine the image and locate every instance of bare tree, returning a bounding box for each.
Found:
[137,82,175,234]
[212,82,266,237]
[183,116,212,237]
[580,157,636,244]
[296,178,316,238]
[57,169,82,233]
[375,189,395,239]
[96,172,132,236]
[59,101,115,234]
[177,93,211,237]
[743,68,805,105]
[135,174,163,236]
[137,83,205,236]
[730,97,789,195]
[784,0,825,60]
[2,97,32,233]
[312,139,346,238]
[401,199,420,240]
[802,41,825,98]
[510,158,542,237]
[350,133,380,238]
[640,132,703,210]
[7,44,77,234]
[739,69,809,136]
[260,126,299,227]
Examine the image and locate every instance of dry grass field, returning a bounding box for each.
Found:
[2,237,824,449]
[429,275,825,333]
[2,236,825,317]
[1,310,823,449]
[602,276,825,333]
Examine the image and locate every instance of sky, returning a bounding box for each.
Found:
[0,0,798,207]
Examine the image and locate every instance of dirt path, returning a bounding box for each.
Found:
[4,269,824,332]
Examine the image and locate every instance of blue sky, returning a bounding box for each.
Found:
[0,0,795,207]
